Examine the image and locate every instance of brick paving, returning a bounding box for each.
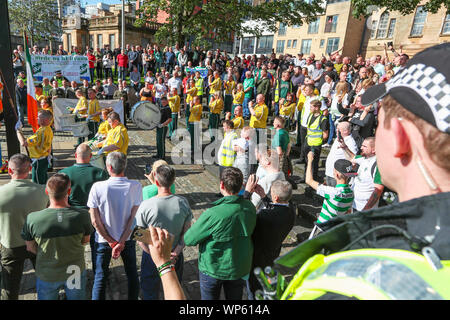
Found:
[0,112,323,300]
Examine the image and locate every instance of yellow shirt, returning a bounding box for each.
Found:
[188,103,203,123]
[98,120,111,136]
[168,95,181,113]
[27,125,53,159]
[186,87,197,104]
[280,102,296,117]
[209,77,222,95]
[297,94,306,112]
[104,123,129,155]
[88,99,101,122]
[250,103,268,129]
[232,116,244,129]
[209,98,223,114]
[224,80,236,95]
[74,96,88,115]
[233,91,244,105]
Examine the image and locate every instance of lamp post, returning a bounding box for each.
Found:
[121,0,125,51]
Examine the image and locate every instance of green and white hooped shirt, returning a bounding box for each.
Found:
[316,184,354,224]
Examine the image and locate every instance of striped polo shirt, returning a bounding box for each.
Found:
[316,184,354,224]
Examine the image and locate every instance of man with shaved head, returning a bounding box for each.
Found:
[60,144,109,272]
[0,154,48,300]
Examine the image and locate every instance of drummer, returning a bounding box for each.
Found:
[139,81,154,102]
[94,107,113,142]
[188,95,203,162]
[97,111,129,156]
[71,89,89,147]
[86,88,102,140]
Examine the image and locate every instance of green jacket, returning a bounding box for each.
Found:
[184,195,256,280]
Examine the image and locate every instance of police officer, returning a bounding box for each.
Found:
[276,43,450,300]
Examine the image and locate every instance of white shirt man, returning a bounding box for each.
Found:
[167,72,182,95]
[325,122,358,186]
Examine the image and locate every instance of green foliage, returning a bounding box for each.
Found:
[8,0,62,43]
[351,0,449,17]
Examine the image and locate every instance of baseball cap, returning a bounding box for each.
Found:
[361,43,450,134]
[334,159,358,177]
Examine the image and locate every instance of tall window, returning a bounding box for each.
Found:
[109,34,115,49]
[97,34,103,49]
[326,37,339,54]
[67,34,72,49]
[370,20,378,39]
[308,17,320,34]
[325,15,338,33]
[410,6,427,36]
[89,35,94,49]
[442,14,450,35]
[301,39,312,54]
[376,12,390,38]
[292,39,297,48]
[387,18,396,38]
[276,40,285,53]
[257,35,273,53]
[242,37,255,54]
[278,23,287,36]
[287,40,292,48]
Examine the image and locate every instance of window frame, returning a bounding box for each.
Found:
[410,6,427,37]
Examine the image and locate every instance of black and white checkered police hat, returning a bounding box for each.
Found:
[361,43,450,134]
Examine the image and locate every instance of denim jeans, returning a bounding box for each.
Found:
[17,104,25,124]
[242,97,251,119]
[36,271,87,300]
[327,114,336,145]
[91,240,139,300]
[118,67,126,82]
[199,272,244,300]
[140,251,184,300]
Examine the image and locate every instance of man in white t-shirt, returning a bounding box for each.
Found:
[87,152,142,300]
[340,136,383,211]
[325,121,358,187]
[167,70,182,95]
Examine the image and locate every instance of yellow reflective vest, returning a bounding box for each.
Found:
[306,113,327,146]
[218,131,238,167]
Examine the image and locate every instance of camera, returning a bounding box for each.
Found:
[145,164,151,175]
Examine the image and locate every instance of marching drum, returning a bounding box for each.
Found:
[70,121,90,137]
[85,141,105,170]
[130,101,161,130]
[59,114,76,131]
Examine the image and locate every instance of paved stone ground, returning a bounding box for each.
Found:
[0,111,325,300]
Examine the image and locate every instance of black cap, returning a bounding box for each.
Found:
[325,61,334,68]
[334,159,358,177]
[361,43,450,134]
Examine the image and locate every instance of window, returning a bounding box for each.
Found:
[292,39,297,48]
[410,6,427,36]
[67,34,72,49]
[370,20,378,39]
[276,40,285,53]
[89,35,94,49]
[376,12,390,39]
[278,23,287,36]
[97,34,103,49]
[442,14,450,35]
[387,18,396,38]
[242,37,255,54]
[326,37,339,54]
[287,40,292,48]
[301,39,312,55]
[308,17,320,34]
[325,15,338,33]
[109,34,115,49]
[320,39,325,48]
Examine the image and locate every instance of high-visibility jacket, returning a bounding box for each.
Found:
[218,131,238,167]
[274,79,292,103]
[306,113,327,146]
[195,77,204,96]
[281,248,450,300]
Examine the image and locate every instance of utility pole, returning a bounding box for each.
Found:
[121,0,125,50]
[0,0,20,158]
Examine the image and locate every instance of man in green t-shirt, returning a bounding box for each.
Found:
[272,116,292,180]
[242,71,255,119]
[0,154,49,300]
[184,167,256,300]
[21,174,93,300]
[59,144,108,273]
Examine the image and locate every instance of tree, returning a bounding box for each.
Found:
[136,0,449,48]
[8,0,62,45]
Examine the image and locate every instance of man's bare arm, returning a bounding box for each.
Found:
[89,208,116,244]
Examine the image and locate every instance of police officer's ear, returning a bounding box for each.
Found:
[390,117,411,159]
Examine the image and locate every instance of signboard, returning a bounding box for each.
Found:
[185,67,209,79]
[31,55,90,82]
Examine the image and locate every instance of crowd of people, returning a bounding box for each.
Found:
[1,39,448,301]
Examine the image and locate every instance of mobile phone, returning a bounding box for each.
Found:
[131,226,152,245]
[338,130,343,142]
[145,164,151,175]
